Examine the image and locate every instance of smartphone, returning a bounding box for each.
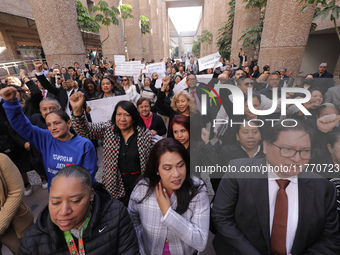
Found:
[53,69,60,74]
[62,73,71,81]
[165,72,169,76]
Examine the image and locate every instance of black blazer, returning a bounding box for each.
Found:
[212,156,340,255]
[149,112,167,136]
[36,74,72,111]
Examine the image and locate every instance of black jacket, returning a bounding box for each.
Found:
[19,184,140,255]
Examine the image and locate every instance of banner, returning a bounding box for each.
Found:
[198,52,223,71]
[87,95,130,123]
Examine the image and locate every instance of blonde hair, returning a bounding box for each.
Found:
[171,90,197,114]
[5,76,21,86]
[122,76,132,88]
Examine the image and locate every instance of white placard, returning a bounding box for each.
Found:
[115,62,145,77]
[155,79,163,89]
[87,95,130,123]
[173,77,187,93]
[114,55,126,65]
[198,52,223,72]
[197,74,213,83]
[146,62,166,77]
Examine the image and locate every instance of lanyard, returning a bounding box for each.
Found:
[63,212,91,255]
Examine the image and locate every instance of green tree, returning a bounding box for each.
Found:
[75,0,100,33]
[90,0,120,45]
[238,0,266,58]
[119,4,134,59]
[217,0,235,59]
[120,4,134,20]
[75,0,101,51]
[192,38,201,57]
[141,15,150,34]
[299,0,340,42]
[200,30,213,45]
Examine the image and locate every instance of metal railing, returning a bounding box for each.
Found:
[0,59,46,76]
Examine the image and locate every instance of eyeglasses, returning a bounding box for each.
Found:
[122,79,128,81]
[244,82,255,86]
[56,77,61,80]
[271,143,314,160]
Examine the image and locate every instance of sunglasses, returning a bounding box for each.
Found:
[122,79,128,81]
[245,82,255,86]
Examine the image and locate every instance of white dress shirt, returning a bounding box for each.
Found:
[268,170,299,255]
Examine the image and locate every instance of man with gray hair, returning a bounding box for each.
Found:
[312,62,334,94]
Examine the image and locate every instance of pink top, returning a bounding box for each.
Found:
[140,112,153,130]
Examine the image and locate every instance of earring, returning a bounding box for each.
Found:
[157,172,160,175]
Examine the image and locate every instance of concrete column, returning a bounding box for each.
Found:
[0,29,20,62]
[178,35,182,59]
[150,0,160,61]
[29,0,85,67]
[200,0,208,57]
[123,0,144,60]
[93,0,125,61]
[334,55,340,76]
[231,0,260,65]
[207,0,214,55]
[139,0,154,62]
[258,0,315,75]
[79,0,88,8]
[162,0,169,59]
[157,0,164,61]
[211,0,230,54]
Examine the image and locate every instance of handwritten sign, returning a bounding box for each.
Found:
[114,55,125,65]
[146,62,166,77]
[115,61,145,77]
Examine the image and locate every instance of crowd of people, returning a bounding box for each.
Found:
[0,52,339,254]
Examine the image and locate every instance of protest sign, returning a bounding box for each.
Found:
[114,55,126,65]
[87,95,130,123]
[155,79,163,89]
[197,74,213,84]
[198,52,222,71]
[146,62,166,77]
[173,77,187,93]
[115,61,145,77]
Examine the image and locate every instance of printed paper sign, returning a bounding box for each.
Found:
[198,52,223,71]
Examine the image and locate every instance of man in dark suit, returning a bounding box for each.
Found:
[212,121,340,255]
[34,61,90,119]
[312,62,334,94]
